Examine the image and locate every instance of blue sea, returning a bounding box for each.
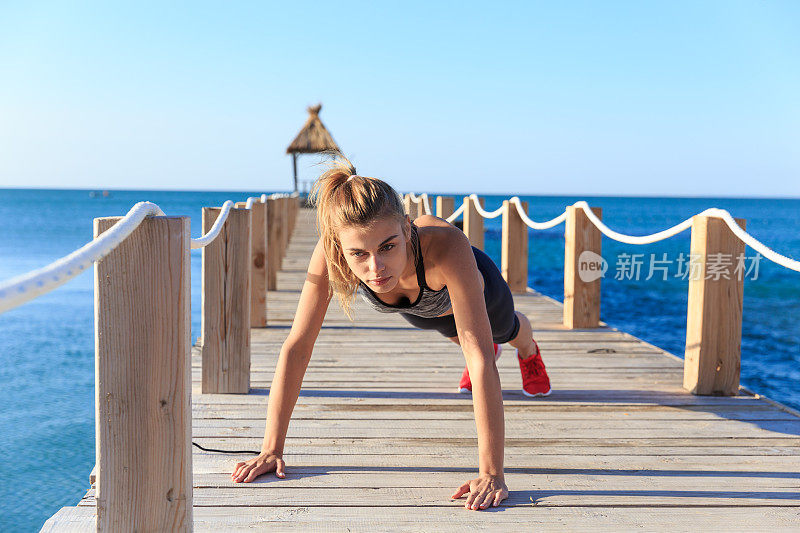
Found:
[1,189,799,531]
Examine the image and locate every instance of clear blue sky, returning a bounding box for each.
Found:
[1,1,798,197]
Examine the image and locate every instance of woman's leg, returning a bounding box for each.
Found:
[506,311,538,360]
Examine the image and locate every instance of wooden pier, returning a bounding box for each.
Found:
[43,207,800,531]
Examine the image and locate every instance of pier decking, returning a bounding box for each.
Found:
[44,208,800,531]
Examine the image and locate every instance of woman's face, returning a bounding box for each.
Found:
[337,215,412,293]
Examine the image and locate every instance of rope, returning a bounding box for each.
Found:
[0,201,165,314]
[190,200,235,249]
[572,200,693,245]
[510,197,568,230]
[572,201,800,272]
[422,194,432,216]
[407,193,433,215]
[468,194,504,219]
[4,188,797,317]
[416,192,800,274]
[708,208,800,272]
[0,193,281,313]
[445,203,466,223]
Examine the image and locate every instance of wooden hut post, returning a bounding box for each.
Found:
[236,199,267,327]
[564,205,603,329]
[266,197,280,290]
[94,215,192,531]
[292,154,298,194]
[201,206,251,394]
[463,196,485,250]
[501,199,529,293]
[436,196,455,220]
[683,215,746,396]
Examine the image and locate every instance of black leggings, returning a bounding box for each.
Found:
[399,246,521,344]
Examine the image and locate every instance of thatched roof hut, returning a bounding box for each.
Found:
[286,104,340,192]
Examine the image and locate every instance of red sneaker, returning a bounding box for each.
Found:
[458,343,502,393]
[518,340,551,397]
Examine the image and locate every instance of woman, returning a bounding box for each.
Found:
[230,155,551,511]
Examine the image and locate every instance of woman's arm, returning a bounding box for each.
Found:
[437,227,509,509]
[232,238,332,482]
[261,238,332,454]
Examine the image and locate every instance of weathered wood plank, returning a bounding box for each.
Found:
[43,505,800,533]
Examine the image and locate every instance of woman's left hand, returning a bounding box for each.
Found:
[451,474,509,510]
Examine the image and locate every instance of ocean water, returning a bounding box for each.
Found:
[1,189,798,530]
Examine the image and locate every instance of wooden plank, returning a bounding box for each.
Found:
[45,505,800,532]
[77,486,800,507]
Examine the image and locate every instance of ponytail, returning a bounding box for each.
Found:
[307,152,413,320]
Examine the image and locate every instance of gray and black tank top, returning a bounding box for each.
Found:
[357,225,452,318]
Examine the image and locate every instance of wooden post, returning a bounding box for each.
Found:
[684,215,746,396]
[288,196,297,238]
[291,196,300,237]
[403,194,413,218]
[417,196,428,217]
[94,215,192,531]
[292,154,298,194]
[564,205,603,329]
[280,197,290,263]
[272,197,286,271]
[201,206,251,394]
[436,196,455,220]
[266,198,280,290]
[236,199,267,327]
[463,196,485,250]
[501,199,528,293]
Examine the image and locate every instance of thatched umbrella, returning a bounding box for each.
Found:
[286,104,340,193]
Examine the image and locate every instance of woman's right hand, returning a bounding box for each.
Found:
[231,452,286,483]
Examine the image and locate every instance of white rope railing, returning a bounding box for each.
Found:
[510,197,568,230]
[0,193,295,314]
[445,203,466,223]
[4,189,797,317]
[416,193,800,274]
[190,200,236,249]
[468,194,504,219]
[573,201,800,272]
[703,207,800,272]
[407,192,433,216]
[572,200,694,245]
[0,201,165,314]
[422,194,432,216]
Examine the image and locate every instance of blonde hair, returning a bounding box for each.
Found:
[307,152,416,320]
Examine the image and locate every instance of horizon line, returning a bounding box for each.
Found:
[2,186,799,201]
